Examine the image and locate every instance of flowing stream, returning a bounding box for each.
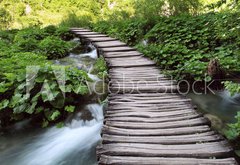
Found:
[0,39,105,165]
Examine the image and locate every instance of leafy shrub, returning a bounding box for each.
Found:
[224,81,240,96]
[0,29,18,43]
[138,12,240,81]
[38,36,73,59]
[55,26,75,41]
[0,65,91,127]
[14,38,39,52]
[91,56,108,78]
[0,26,95,128]
[14,28,47,41]
[43,25,57,35]
[225,112,240,140]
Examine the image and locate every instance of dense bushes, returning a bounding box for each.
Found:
[140,12,240,82]
[0,26,93,128]
[0,65,90,127]
[39,36,73,59]
[4,26,76,59]
[227,112,240,140]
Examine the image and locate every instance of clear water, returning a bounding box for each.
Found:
[188,90,240,125]
[0,40,105,165]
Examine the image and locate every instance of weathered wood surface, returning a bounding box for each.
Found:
[71,28,237,165]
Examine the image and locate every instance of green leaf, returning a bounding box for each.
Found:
[56,122,64,128]
[25,102,37,114]
[0,99,9,110]
[42,119,49,128]
[17,83,26,90]
[10,93,23,107]
[64,105,75,113]
[0,82,9,93]
[41,82,59,102]
[3,73,16,82]
[50,110,61,121]
[13,103,28,114]
[73,85,89,95]
[36,106,44,114]
[204,76,212,82]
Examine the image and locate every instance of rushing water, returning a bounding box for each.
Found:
[0,104,103,165]
[0,39,105,165]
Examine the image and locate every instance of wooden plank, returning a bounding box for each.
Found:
[102,125,211,136]
[98,141,233,158]
[99,156,237,165]
[105,114,202,123]
[107,105,193,111]
[75,31,101,35]
[104,51,143,58]
[109,66,160,71]
[107,61,156,67]
[70,29,91,32]
[102,132,224,144]
[79,34,108,38]
[109,99,191,105]
[106,107,194,112]
[70,27,86,31]
[108,93,185,98]
[94,41,127,48]
[86,37,117,42]
[110,86,179,93]
[101,46,136,52]
[109,94,181,100]
[105,118,209,129]
[105,110,196,118]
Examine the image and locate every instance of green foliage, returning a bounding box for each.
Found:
[136,12,240,80]
[224,81,240,96]
[0,26,95,128]
[65,105,75,113]
[13,28,46,51]
[39,36,73,59]
[54,26,75,41]
[225,112,240,140]
[0,8,12,29]
[0,64,91,127]
[60,13,94,28]
[91,56,108,79]
[168,0,202,15]
[0,0,214,30]
[134,0,165,19]
[204,0,240,12]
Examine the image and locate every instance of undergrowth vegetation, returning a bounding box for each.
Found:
[0,26,93,128]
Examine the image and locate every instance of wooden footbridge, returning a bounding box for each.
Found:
[70,28,237,165]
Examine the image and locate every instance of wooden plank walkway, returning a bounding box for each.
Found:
[70,28,238,165]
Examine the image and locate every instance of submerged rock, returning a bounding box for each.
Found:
[205,114,224,130]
